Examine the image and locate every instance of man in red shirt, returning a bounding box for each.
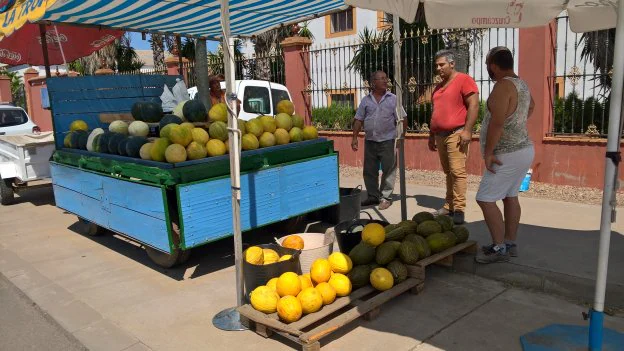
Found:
[429,50,480,224]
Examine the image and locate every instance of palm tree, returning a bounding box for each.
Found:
[150,34,166,72]
[2,70,25,109]
[249,26,291,81]
[67,33,143,75]
[580,29,614,95]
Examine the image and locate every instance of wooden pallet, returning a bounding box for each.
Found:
[237,240,477,351]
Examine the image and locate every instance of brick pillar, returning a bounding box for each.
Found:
[27,76,53,131]
[23,68,39,118]
[0,75,11,103]
[280,36,312,124]
[165,56,189,85]
[518,22,556,182]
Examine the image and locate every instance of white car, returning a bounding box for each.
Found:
[188,80,292,121]
[0,104,40,135]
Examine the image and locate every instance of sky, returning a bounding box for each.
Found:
[128,32,220,52]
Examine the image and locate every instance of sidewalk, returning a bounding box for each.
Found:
[339,176,624,311]
[0,185,623,350]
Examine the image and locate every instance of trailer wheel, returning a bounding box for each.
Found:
[0,178,15,205]
[77,217,106,236]
[144,222,191,268]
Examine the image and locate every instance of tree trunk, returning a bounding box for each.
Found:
[195,39,211,110]
[151,34,166,71]
[255,55,272,80]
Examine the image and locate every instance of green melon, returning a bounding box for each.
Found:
[385,226,409,242]
[209,121,228,141]
[246,119,263,137]
[186,141,207,160]
[259,115,277,133]
[291,114,304,129]
[125,136,148,158]
[452,226,470,244]
[435,215,454,232]
[386,260,408,284]
[426,232,457,254]
[258,132,276,148]
[150,138,171,162]
[160,124,174,139]
[417,220,442,237]
[398,241,420,264]
[302,125,318,140]
[347,265,372,289]
[412,211,435,224]
[275,113,293,131]
[349,242,376,265]
[165,144,187,163]
[209,103,228,123]
[191,128,209,144]
[289,127,303,142]
[403,234,431,259]
[375,241,399,265]
[131,101,163,123]
[241,133,259,151]
[237,119,247,135]
[169,124,193,147]
[183,100,208,122]
[276,100,295,115]
[274,128,290,145]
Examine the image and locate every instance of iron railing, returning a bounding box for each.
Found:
[550,15,613,137]
[304,26,518,132]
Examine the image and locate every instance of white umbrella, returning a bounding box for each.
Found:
[347,0,624,348]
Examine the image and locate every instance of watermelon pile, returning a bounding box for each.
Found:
[63,100,319,164]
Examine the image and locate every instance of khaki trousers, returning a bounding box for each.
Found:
[435,132,468,212]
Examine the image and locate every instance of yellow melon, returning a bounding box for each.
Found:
[310,258,332,285]
[276,272,301,297]
[250,286,280,314]
[277,295,302,323]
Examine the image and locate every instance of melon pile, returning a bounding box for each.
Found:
[63,99,319,164]
[247,236,353,324]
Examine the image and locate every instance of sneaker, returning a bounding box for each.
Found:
[432,208,452,216]
[453,211,465,225]
[475,245,510,264]
[361,197,380,207]
[378,199,392,210]
[482,243,518,257]
[506,243,518,257]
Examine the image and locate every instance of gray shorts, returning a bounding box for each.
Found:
[476,146,534,202]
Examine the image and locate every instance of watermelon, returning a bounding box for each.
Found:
[131,101,163,123]
[96,132,113,153]
[125,136,149,158]
[70,130,88,149]
[159,114,183,130]
[117,137,130,156]
[183,100,208,122]
[107,133,126,155]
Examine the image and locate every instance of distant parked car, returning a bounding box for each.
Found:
[0,104,40,135]
[187,80,292,121]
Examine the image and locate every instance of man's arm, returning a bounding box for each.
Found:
[352,102,366,151]
[483,80,512,171]
[464,93,480,132]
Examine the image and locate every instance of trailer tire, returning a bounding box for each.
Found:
[145,222,191,267]
[0,178,15,205]
[78,217,106,236]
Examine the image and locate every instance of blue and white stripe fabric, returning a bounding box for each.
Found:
[40,0,347,38]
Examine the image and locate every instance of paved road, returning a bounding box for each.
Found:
[0,273,86,351]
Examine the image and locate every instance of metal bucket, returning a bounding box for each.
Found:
[242,243,301,301]
[333,212,389,254]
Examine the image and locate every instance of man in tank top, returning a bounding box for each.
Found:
[475,47,535,264]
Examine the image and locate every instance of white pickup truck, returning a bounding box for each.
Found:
[188,80,292,121]
[0,104,54,205]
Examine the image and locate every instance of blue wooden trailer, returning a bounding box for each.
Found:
[47,75,339,267]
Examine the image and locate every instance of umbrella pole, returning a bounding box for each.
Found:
[212,0,246,332]
[38,24,51,78]
[393,14,407,221]
[590,0,624,349]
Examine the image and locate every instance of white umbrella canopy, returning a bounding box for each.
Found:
[346,0,618,33]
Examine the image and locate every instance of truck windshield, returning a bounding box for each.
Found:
[0,109,28,128]
[243,86,271,115]
[271,89,290,112]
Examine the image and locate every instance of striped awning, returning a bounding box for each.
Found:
[0,0,347,40]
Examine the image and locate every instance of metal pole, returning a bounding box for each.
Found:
[589,0,624,349]
[393,14,407,221]
[212,0,246,331]
[39,24,51,78]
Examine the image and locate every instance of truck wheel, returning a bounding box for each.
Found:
[77,217,106,236]
[0,178,15,205]
[145,222,190,268]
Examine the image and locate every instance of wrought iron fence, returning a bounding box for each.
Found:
[181,50,285,89]
[550,15,613,137]
[305,26,518,131]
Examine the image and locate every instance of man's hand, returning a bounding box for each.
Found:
[459,129,472,146]
[484,153,502,173]
[428,134,437,152]
[351,138,358,151]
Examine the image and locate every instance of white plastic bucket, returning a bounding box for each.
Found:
[277,232,334,274]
